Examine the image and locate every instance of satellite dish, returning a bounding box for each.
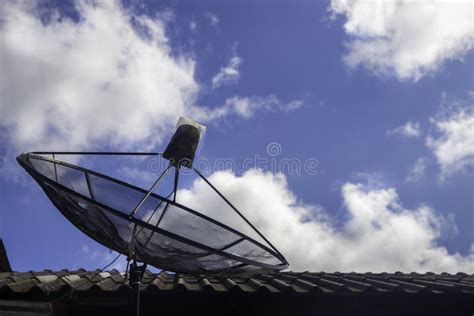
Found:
[17,117,288,276]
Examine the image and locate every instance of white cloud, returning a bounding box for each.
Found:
[0,0,200,152]
[206,13,220,27]
[329,0,474,81]
[177,169,474,272]
[387,121,422,138]
[192,95,304,121]
[285,100,304,112]
[81,244,126,271]
[426,108,474,177]
[190,20,197,31]
[0,1,286,156]
[406,157,428,183]
[0,1,300,162]
[212,51,242,89]
[118,166,156,185]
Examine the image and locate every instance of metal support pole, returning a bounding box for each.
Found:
[52,154,58,183]
[31,151,161,156]
[129,261,146,316]
[128,165,171,258]
[129,165,171,218]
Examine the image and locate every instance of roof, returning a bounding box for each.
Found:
[1,270,473,315]
[1,269,473,295]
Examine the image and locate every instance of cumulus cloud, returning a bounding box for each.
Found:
[426,107,474,177]
[0,0,200,152]
[211,50,242,89]
[177,169,474,272]
[329,0,474,81]
[387,121,421,138]
[406,157,428,183]
[0,1,303,161]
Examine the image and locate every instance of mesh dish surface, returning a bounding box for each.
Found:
[17,153,288,274]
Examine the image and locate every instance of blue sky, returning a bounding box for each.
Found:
[0,0,473,273]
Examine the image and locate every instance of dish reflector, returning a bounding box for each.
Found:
[17,153,288,274]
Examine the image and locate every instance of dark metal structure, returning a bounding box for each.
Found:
[17,118,288,315]
[0,239,12,273]
[17,153,288,273]
[1,269,473,316]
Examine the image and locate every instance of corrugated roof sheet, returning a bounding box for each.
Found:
[1,270,473,297]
